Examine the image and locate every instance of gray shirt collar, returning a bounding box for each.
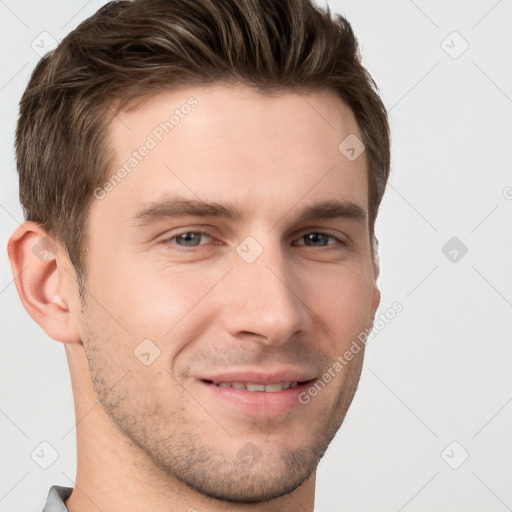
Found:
[42,486,72,512]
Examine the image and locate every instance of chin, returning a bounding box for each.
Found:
[174,452,316,505]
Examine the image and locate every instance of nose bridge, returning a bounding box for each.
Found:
[221,238,307,344]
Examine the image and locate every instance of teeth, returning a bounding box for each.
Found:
[246,383,265,392]
[214,381,298,392]
[264,383,284,392]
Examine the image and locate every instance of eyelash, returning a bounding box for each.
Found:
[159,231,346,250]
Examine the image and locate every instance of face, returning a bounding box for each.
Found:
[77,83,379,503]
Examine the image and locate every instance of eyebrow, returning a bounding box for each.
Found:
[130,196,366,226]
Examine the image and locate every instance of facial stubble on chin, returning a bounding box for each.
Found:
[80,311,364,505]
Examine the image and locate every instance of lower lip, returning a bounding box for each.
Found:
[197,380,313,417]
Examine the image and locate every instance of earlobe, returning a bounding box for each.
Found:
[7,221,82,344]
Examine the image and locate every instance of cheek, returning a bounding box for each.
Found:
[303,264,375,342]
[87,260,229,350]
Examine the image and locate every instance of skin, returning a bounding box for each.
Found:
[8,83,380,512]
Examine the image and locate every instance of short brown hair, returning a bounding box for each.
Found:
[16,0,390,281]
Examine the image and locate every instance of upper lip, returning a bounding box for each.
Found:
[198,367,317,385]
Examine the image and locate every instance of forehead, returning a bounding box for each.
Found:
[93,83,368,229]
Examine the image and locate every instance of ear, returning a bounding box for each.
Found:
[7,221,82,344]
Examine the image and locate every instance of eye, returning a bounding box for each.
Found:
[159,230,345,251]
[294,232,344,247]
[163,231,213,248]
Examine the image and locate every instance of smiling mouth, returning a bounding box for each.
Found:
[201,380,313,392]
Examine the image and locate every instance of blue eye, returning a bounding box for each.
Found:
[167,232,212,247]
[160,231,344,250]
[295,232,343,247]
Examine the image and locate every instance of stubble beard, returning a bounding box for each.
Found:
[81,314,363,504]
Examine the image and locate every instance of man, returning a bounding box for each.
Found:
[7,0,390,510]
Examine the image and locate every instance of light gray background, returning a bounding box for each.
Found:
[1,1,511,511]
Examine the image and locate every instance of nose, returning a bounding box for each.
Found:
[218,242,310,347]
